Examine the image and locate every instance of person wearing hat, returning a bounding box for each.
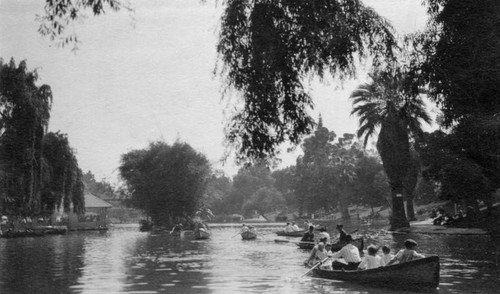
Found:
[291,221,300,231]
[329,235,362,270]
[336,224,348,243]
[386,239,425,266]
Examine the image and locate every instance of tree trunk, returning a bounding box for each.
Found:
[390,186,409,230]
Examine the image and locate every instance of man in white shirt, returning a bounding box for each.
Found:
[330,235,362,270]
[291,222,300,231]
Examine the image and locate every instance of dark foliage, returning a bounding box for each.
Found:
[218,0,397,163]
[119,141,211,226]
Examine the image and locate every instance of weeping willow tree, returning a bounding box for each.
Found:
[217,0,397,163]
[41,132,85,215]
[0,59,84,216]
[0,58,52,216]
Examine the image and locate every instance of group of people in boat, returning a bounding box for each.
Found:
[283,221,301,233]
[306,236,425,271]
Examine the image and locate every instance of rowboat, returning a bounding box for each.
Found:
[241,230,258,240]
[194,228,211,240]
[297,237,364,253]
[312,256,440,291]
[275,229,307,237]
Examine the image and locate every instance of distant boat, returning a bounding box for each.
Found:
[312,256,440,291]
[275,229,307,237]
[0,226,67,238]
[241,230,257,240]
[297,237,364,253]
[194,228,211,240]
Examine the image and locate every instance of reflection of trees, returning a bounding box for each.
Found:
[123,233,212,293]
[0,235,85,293]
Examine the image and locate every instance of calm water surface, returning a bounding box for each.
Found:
[0,224,499,294]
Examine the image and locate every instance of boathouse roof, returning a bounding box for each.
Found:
[84,193,113,208]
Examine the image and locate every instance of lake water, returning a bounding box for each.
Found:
[0,223,499,294]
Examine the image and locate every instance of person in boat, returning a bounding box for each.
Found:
[329,235,362,270]
[336,224,348,243]
[317,227,330,243]
[171,223,183,233]
[284,222,294,233]
[291,222,300,231]
[386,239,425,266]
[301,225,315,242]
[303,219,313,229]
[305,242,333,270]
[241,223,250,232]
[380,245,394,266]
[358,245,382,270]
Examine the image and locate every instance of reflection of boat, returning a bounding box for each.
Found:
[297,237,364,253]
[275,230,307,237]
[194,228,211,240]
[312,256,440,291]
[241,231,257,240]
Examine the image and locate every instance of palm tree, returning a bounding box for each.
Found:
[350,68,431,229]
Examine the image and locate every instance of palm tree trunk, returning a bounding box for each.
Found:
[390,186,409,230]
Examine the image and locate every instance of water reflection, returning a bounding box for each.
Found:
[0,224,499,293]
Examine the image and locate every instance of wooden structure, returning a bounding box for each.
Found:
[67,193,112,231]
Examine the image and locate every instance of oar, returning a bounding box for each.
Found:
[231,231,242,238]
[274,239,315,245]
[301,257,330,278]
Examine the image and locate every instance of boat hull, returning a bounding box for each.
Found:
[275,230,307,237]
[194,229,211,240]
[241,231,257,240]
[312,256,440,291]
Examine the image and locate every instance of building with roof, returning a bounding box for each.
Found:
[66,192,113,231]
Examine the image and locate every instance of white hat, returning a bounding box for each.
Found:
[1,216,8,220]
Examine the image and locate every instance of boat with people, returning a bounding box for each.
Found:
[297,236,364,252]
[311,256,440,291]
[241,230,257,240]
[275,229,307,237]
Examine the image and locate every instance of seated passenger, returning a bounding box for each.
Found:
[305,242,332,270]
[380,245,394,266]
[283,222,294,233]
[317,227,330,244]
[336,224,348,243]
[291,222,300,231]
[301,225,315,242]
[386,239,425,266]
[358,245,382,270]
[241,223,249,232]
[330,235,362,270]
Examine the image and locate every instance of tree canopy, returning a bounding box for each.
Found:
[218,0,397,162]
[119,141,211,225]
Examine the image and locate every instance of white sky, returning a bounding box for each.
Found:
[0,0,429,183]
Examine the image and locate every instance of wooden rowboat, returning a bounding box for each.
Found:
[297,237,364,253]
[312,256,440,291]
[275,229,307,237]
[194,228,211,240]
[241,231,257,240]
